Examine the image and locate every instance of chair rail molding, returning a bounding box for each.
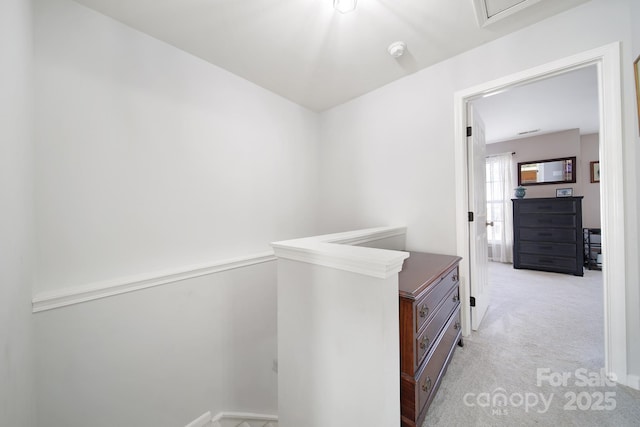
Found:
[33,227,407,313]
[32,251,276,313]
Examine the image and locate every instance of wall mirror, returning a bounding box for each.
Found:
[517,156,576,186]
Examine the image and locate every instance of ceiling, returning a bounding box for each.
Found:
[71,0,591,111]
[472,65,599,144]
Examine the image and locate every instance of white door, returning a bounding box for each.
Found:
[468,104,490,330]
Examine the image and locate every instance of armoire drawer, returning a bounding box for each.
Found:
[518,241,577,257]
[516,199,578,214]
[519,254,577,271]
[519,228,577,243]
[518,214,577,228]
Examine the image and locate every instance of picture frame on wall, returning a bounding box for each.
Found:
[590,161,600,183]
[556,187,573,197]
[635,54,640,134]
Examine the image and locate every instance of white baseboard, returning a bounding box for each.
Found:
[627,374,640,391]
[211,412,278,427]
[185,411,213,427]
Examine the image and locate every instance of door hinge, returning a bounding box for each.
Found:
[468,211,474,222]
[470,296,476,307]
[466,126,472,137]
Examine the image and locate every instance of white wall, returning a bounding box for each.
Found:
[34,0,319,425]
[485,129,601,227]
[319,0,640,380]
[621,0,640,386]
[485,129,583,199]
[35,261,277,427]
[34,0,319,293]
[580,133,601,228]
[628,0,640,388]
[0,0,35,426]
[278,260,400,427]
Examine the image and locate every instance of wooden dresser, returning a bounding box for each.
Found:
[512,197,584,276]
[399,252,462,427]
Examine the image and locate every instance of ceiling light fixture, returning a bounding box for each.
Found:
[334,0,357,14]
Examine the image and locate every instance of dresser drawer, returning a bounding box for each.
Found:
[518,241,577,257]
[415,285,459,370]
[401,307,461,427]
[518,214,577,228]
[516,199,578,214]
[414,266,458,333]
[519,228,577,243]
[519,254,578,271]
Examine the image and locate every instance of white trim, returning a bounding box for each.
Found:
[272,226,409,279]
[326,226,406,246]
[211,412,278,422]
[32,251,276,313]
[185,411,212,427]
[627,374,640,391]
[596,44,628,387]
[454,42,627,384]
[472,0,542,28]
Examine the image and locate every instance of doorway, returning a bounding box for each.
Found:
[453,42,628,385]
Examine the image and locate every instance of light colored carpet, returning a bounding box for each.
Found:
[423,261,640,426]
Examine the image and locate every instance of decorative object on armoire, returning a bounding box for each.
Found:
[514,186,526,198]
[399,252,462,427]
[512,197,584,276]
[556,187,573,197]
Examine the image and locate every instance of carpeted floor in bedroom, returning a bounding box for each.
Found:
[423,261,640,427]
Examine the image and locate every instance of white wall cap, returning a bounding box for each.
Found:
[272,226,409,278]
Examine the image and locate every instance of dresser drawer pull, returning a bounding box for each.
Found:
[452,294,459,303]
[452,274,459,281]
[421,377,432,392]
[419,336,429,350]
[454,321,461,330]
[419,304,429,318]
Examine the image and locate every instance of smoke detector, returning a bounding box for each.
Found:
[388,41,407,58]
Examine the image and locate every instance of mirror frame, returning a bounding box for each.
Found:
[517,156,577,186]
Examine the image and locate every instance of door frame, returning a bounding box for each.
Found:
[453,42,628,385]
